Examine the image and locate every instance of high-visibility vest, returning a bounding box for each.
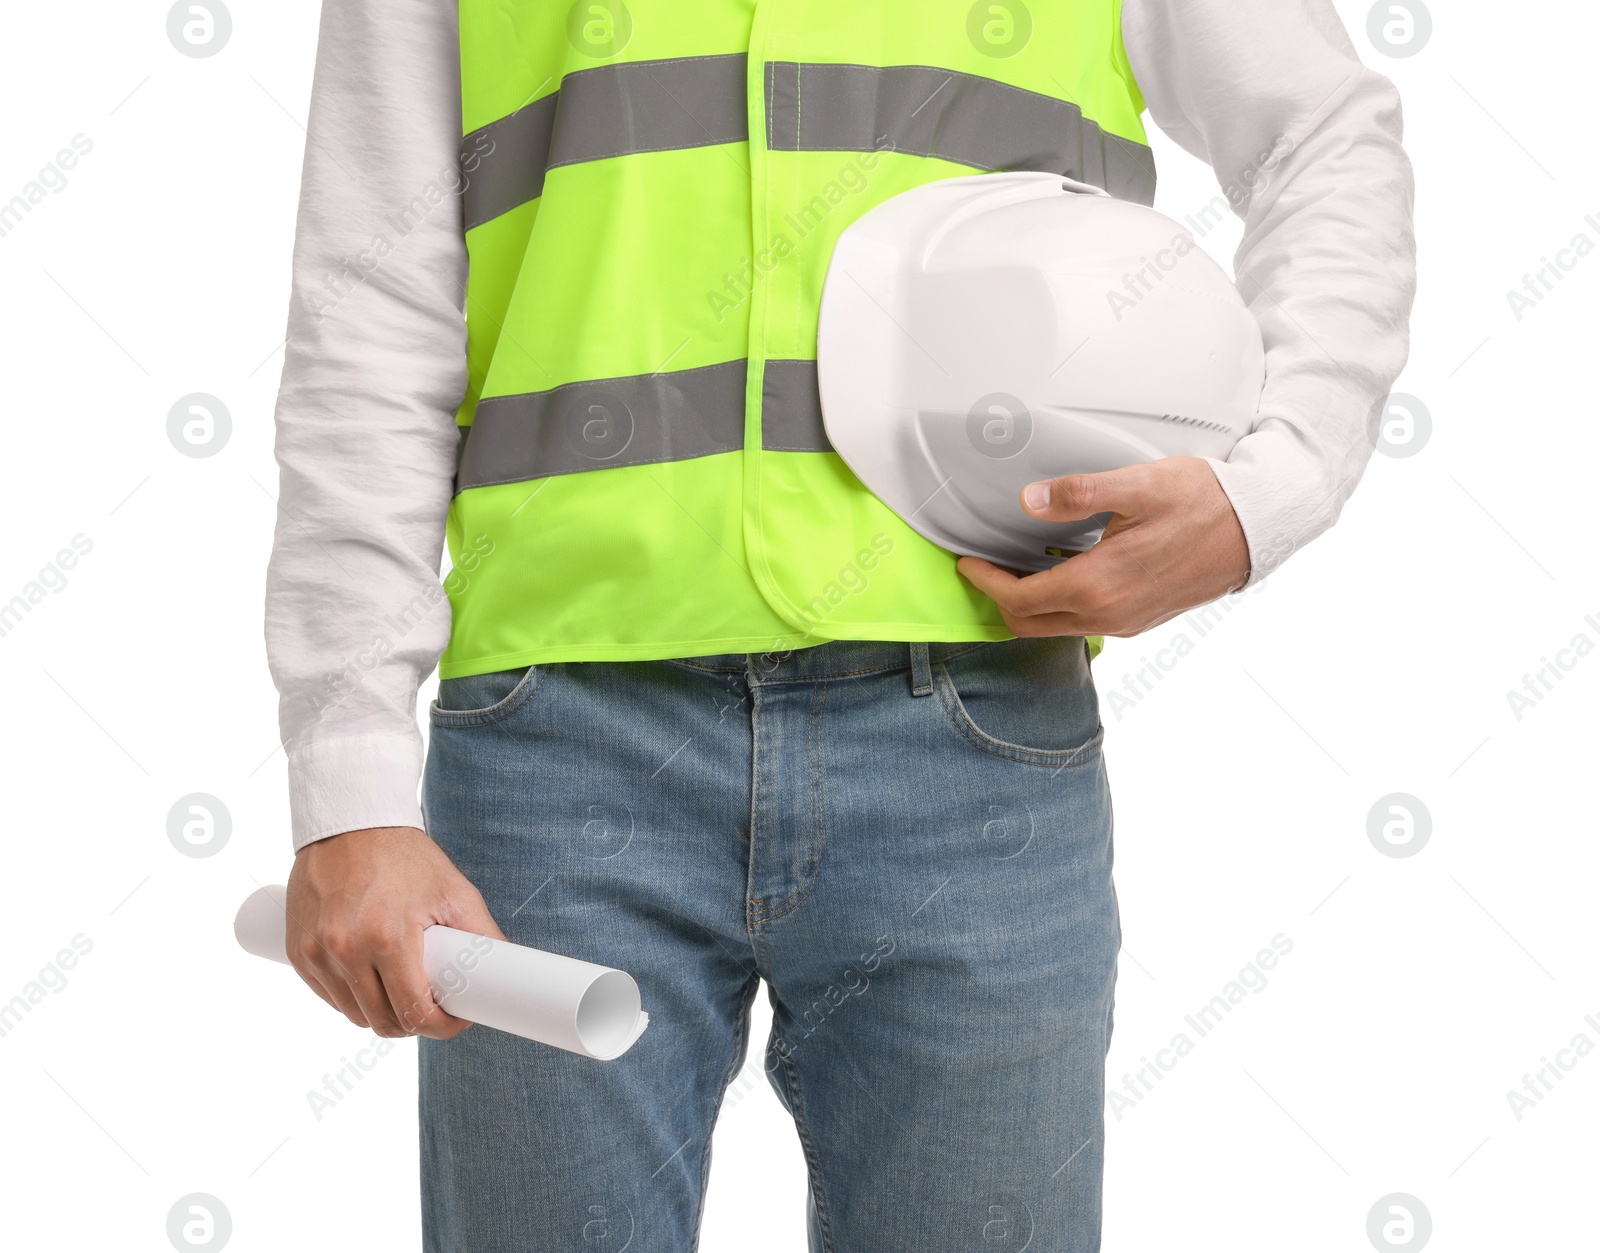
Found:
[442,0,1153,678]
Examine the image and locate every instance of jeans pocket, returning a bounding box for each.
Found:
[934,637,1103,767]
[429,664,545,728]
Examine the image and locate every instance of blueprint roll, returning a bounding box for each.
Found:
[234,884,649,1061]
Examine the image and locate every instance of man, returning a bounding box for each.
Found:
[265,1,1415,1248]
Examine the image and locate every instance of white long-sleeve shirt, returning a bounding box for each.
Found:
[265,0,1417,852]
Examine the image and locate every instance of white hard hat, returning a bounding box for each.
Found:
[817,171,1265,572]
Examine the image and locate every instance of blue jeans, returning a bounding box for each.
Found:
[419,636,1118,1252]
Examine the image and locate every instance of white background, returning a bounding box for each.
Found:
[1,2,1596,1250]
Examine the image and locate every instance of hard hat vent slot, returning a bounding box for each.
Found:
[1160,413,1232,434]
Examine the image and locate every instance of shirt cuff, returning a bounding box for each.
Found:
[1203,420,1350,588]
[285,731,426,853]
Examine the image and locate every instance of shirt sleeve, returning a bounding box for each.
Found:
[263,0,468,852]
[1121,0,1418,583]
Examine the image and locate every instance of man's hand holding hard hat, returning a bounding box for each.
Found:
[817,171,1266,640]
[955,456,1251,638]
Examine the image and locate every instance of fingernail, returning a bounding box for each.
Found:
[1023,481,1051,511]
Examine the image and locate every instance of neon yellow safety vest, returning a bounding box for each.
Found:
[442,0,1153,678]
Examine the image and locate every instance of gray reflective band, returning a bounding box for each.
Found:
[457,361,744,490]
[761,360,829,453]
[460,94,558,233]
[764,62,1156,206]
[454,359,834,492]
[462,56,1153,229]
[461,54,749,231]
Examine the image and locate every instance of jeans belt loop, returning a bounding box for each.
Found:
[908,642,933,697]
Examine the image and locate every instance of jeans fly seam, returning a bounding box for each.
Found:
[745,682,765,934]
[748,678,827,925]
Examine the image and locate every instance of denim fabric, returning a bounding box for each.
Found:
[419,636,1118,1253]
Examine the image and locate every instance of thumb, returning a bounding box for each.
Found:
[1020,466,1150,522]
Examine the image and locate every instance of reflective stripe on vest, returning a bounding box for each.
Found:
[455,359,827,490]
[460,55,1155,235]
[443,1,1148,675]
[461,54,750,232]
[764,62,1155,205]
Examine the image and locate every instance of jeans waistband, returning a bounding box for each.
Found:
[660,638,995,682]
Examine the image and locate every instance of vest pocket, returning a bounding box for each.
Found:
[933,637,1103,766]
[430,664,545,728]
